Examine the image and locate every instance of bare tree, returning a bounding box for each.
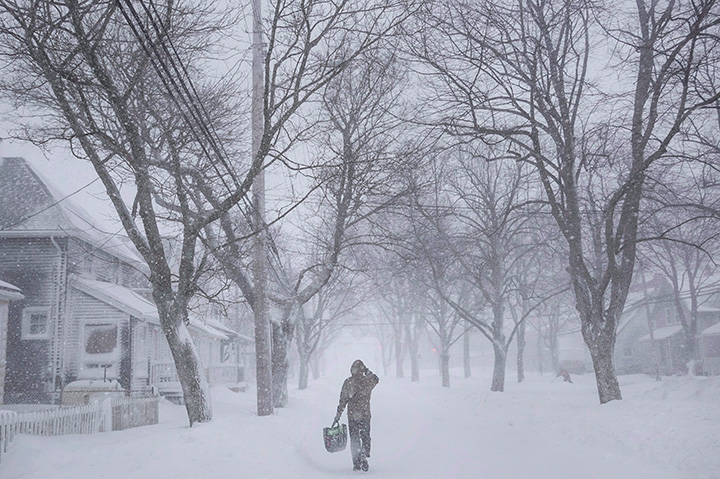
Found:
[411,0,720,403]
[0,0,255,424]
[201,0,410,409]
[264,42,416,407]
[640,212,720,369]
[295,268,364,389]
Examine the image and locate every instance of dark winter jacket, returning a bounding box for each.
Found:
[336,361,379,421]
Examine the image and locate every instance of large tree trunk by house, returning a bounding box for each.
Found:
[164,319,212,426]
[516,319,526,383]
[491,345,507,392]
[588,345,622,403]
[582,312,622,403]
[272,321,294,408]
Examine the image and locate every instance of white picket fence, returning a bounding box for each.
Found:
[0,395,159,464]
[111,396,159,431]
[0,410,17,464]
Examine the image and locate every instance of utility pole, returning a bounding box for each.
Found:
[640,267,662,382]
[252,0,273,416]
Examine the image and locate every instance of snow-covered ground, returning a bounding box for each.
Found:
[2,370,719,479]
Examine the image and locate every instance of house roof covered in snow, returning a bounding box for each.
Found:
[74,277,159,322]
[73,278,248,342]
[0,157,141,266]
[701,322,720,336]
[638,325,684,342]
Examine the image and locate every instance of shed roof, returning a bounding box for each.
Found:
[0,279,23,301]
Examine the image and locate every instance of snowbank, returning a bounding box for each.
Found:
[1,371,718,479]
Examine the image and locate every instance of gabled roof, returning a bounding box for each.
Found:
[638,325,683,342]
[0,279,24,301]
[0,157,141,266]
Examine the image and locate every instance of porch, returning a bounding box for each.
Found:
[149,361,245,396]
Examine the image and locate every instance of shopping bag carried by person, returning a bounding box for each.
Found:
[323,420,347,453]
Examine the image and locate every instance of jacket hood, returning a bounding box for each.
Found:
[350,359,365,376]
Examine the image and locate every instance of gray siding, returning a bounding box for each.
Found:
[0,237,64,403]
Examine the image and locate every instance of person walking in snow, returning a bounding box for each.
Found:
[334,359,379,472]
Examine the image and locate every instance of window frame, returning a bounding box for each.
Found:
[79,320,121,379]
[21,306,51,340]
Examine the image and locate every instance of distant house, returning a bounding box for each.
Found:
[0,279,24,404]
[0,157,251,403]
[615,274,720,376]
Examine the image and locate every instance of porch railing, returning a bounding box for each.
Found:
[150,360,244,392]
[206,363,244,386]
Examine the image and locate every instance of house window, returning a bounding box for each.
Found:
[623,345,633,358]
[665,307,677,325]
[80,323,120,379]
[85,324,117,354]
[21,307,51,340]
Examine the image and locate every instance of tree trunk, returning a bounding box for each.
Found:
[490,345,507,392]
[440,350,450,388]
[406,322,421,382]
[272,321,294,408]
[311,354,320,380]
[165,321,212,426]
[395,334,404,378]
[298,356,310,390]
[537,332,544,375]
[516,319,526,383]
[295,319,310,390]
[463,325,471,379]
[410,351,420,382]
[588,345,622,403]
[550,330,560,373]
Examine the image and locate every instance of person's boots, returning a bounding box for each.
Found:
[361,453,369,472]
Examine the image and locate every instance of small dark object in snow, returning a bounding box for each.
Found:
[557,369,573,383]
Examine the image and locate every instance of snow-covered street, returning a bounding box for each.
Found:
[2,371,718,479]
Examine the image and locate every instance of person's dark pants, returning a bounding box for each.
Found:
[348,418,371,468]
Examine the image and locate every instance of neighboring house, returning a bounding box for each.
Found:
[0,157,251,403]
[0,279,24,404]
[615,274,720,376]
[700,322,720,375]
[556,331,593,374]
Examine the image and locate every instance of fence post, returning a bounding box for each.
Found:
[100,398,112,433]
